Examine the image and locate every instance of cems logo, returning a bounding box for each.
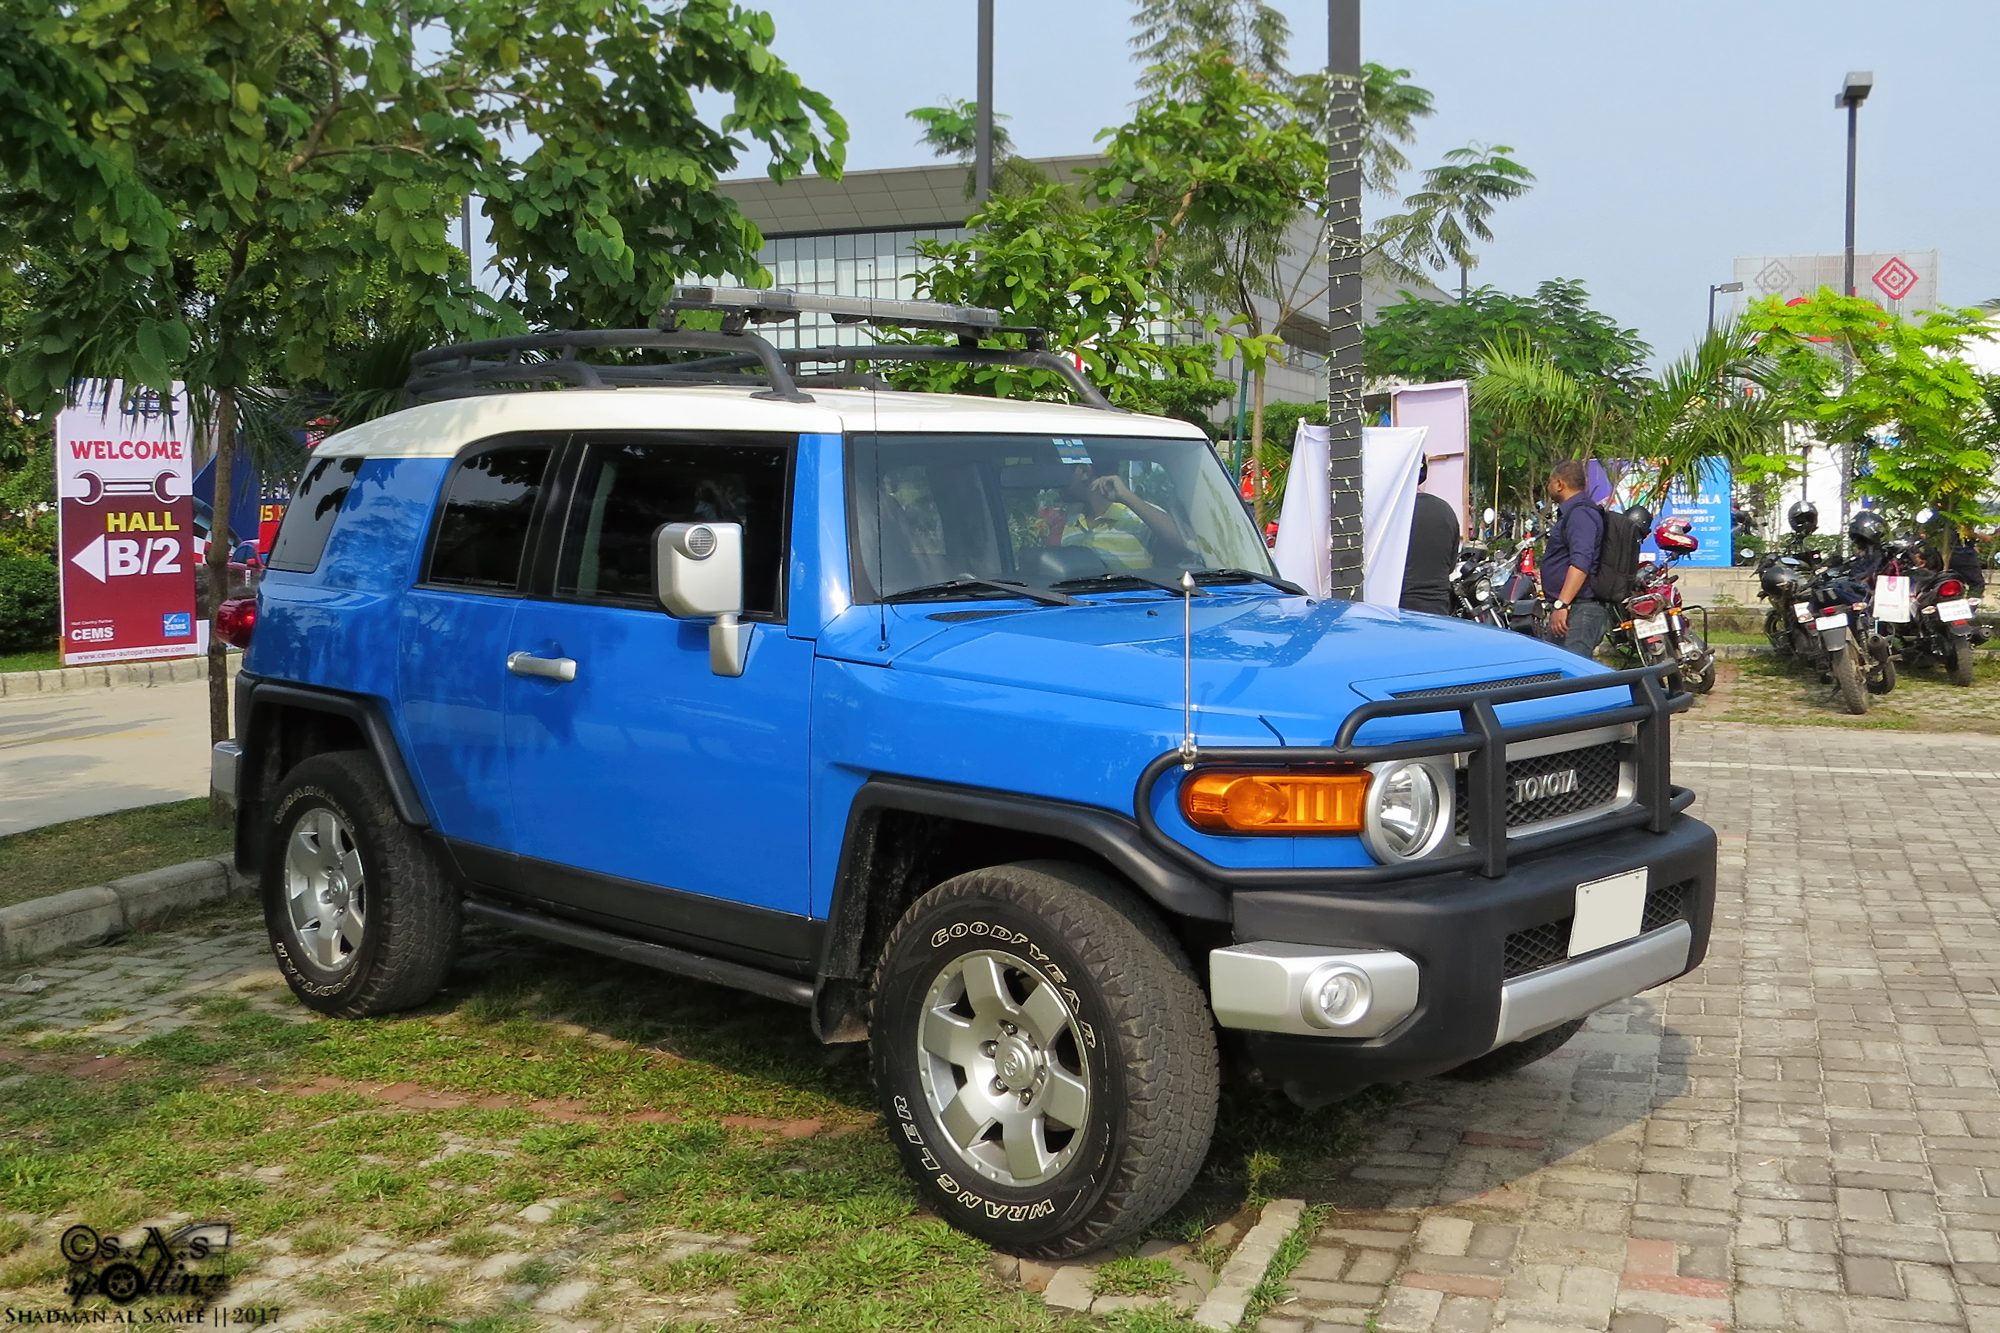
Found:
[163,612,192,637]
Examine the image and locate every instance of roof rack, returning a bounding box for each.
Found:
[402,287,1113,411]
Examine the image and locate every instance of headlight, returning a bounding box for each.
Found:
[1362,760,1452,863]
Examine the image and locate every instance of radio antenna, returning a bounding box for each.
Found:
[1179,569,1197,770]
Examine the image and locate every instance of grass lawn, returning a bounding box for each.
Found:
[0,914,1399,1331]
[0,799,231,909]
[0,648,61,673]
[1705,653,2000,732]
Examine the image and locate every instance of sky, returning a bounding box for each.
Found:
[720,0,2000,364]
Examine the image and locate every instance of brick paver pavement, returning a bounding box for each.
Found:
[3,720,1997,1332]
[1264,720,2000,1333]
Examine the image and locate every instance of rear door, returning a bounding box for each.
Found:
[503,431,815,956]
[396,436,559,851]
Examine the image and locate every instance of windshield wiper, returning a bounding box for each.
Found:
[882,578,1084,607]
[1049,572,1208,597]
[1189,567,1308,595]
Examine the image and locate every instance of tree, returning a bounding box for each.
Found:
[1745,292,1998,528]
[0,0,844,792]
[891,185,1224,417]
[1471,328,1786,513]
[1377,143,1534,297]
[908,99,1014,161]
[1366,279,1650,389]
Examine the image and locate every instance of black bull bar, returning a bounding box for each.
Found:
[1133,663,1694,887]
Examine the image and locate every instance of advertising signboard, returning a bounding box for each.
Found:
[55,381,202,665]
[1615,457,1733,568]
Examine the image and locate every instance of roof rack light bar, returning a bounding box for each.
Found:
[664,285,1009,339]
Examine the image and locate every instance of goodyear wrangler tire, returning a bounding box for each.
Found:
[870,861,1218,1258]
[262,751,458,1018]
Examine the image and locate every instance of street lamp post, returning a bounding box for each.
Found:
[1706,281,1743,339]
[1836,71,1872,297]
[974,0,995,206]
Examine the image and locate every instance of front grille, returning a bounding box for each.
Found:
[1501,877,1698,980]
[1453,741,1626,836]
[1642,878,1693,932]
[1393,672,1562,700]
[1503,918,1572,978]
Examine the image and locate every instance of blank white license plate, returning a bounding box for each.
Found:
[1815,612,1849,630]
[1569,868,1648,957]
[1937,598,1973,622]
[1792,602,1813,620]
[1635,614,1669,638]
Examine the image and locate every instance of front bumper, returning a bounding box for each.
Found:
[1221,813,1715,1106]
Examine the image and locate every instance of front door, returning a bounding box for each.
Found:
[504,431,814,954]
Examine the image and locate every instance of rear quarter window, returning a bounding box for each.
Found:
[266,455,363,573]
[424,442,556,591]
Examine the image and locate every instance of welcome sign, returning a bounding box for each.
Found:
[55,381,203,665]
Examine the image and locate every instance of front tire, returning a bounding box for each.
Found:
[1830,643,1870,714]
[262,751,459,1018]
[870,861,1218,1258]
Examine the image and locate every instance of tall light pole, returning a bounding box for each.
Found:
[1836,71,1872,297]
[1325,0,1364,600]
[974,0,995,206]
[1707,281,1743,339]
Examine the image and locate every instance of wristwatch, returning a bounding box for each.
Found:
[1550,598,1570,610]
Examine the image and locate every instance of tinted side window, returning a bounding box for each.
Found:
[266,455,363,573]
[426,444,554,591]
[556,436,790,617]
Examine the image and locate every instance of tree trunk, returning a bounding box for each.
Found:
[1249,367,1270,530]
[206,387,235,827]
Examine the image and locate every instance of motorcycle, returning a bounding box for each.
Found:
[1448,542,1510,630]
[1757,543,1888,714]
[1608,519,1716,693]
[1875,516,1988,686]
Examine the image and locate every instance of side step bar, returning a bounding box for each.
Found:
[463,898,814,1007]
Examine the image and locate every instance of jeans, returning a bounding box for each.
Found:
[1548,599,1610,659]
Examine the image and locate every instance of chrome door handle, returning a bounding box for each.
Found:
[506,651,576,682]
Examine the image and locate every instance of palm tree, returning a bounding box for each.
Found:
[1381,143,1534,297]
[907,100,1015,162]
[1472,329,1786,515]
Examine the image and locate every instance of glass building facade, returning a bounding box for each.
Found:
[752,227,967,349]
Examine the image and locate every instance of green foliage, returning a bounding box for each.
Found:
[1367,279,1650,390]
[1377,143,1534,292]
[907,100,1013,162]
[892,186,1222,414]
[0,553,56,654]
[0,443,55,559]
[1744,292,1998,526]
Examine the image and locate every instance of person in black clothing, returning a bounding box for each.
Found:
[1540,459,1608,656]
[1399,458,1459,615]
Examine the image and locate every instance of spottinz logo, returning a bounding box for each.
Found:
[1512,769,1579,804]
[57,1223,232,1307]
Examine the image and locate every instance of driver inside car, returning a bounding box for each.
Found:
[1059,462,1190,570]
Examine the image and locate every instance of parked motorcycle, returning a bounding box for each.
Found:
[1755,502,1890,714]
[1874,510,1990,686]
[1607,517,1716,693]
[1448,542,1510,630]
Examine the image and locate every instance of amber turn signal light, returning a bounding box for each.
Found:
[1182,769,1368,834]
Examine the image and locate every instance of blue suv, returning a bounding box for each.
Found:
[216,288,1715,1257]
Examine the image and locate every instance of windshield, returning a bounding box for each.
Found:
[848,433,1275,602]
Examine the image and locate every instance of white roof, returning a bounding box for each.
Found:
[314,385,1208,459]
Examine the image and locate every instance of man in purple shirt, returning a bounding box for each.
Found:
[1540,460,1608,657]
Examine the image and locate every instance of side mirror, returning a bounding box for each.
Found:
[655,522,749,677]
[1482,507,1497,525]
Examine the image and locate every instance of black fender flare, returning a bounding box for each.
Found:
[238,677,431,827]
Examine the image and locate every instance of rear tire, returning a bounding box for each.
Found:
[1444,1019,1585,1080]
[869,861,1218,1258]
[1830,644,1870,714]
[1685,635,1717,694]
[262,751,459,1018]
[1948,643,1976,687]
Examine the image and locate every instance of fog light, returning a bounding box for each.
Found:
[1302,964,1373,1029]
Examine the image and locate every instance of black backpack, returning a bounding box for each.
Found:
[1588,505,1645,603]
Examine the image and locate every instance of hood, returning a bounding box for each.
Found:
[816,594,1626,745]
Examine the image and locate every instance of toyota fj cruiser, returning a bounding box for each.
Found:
[215,287,1715,1257]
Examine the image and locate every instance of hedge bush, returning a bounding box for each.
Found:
[0,555,58,654]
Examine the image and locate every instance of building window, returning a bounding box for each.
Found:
[751,228,967,348]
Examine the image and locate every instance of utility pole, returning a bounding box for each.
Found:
[1834,71,1872,525]
[1325,0,1365,600]
[975,0,995,206]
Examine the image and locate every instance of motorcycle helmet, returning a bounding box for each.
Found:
[1847,510,1886,549]
[1654,517,1699,555]
[1623,504,1655,535]
[1787,500,1819,535]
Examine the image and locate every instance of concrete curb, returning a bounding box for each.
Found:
[0,857,254,968]
[1194,1196,1305,1330]
[0,653,240,699]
